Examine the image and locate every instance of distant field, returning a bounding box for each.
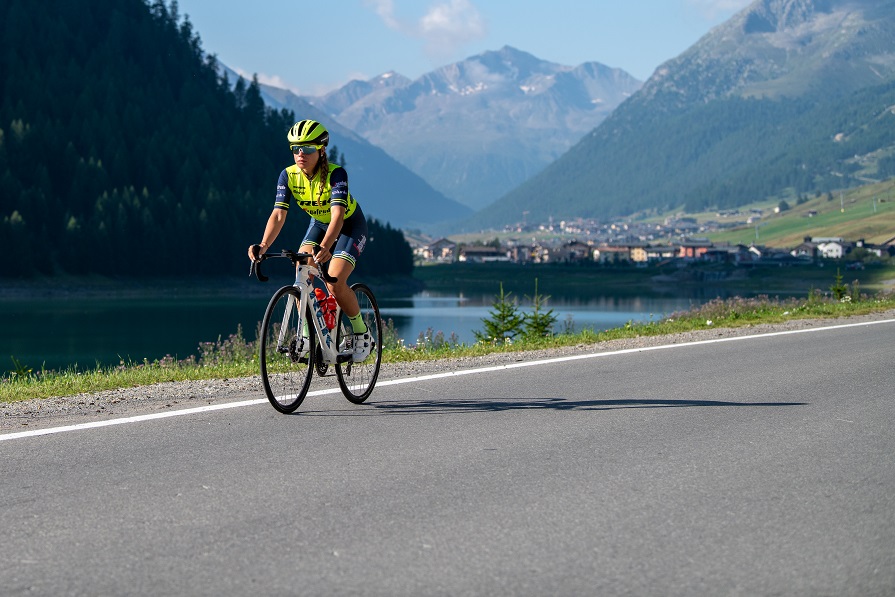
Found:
[706,180,895,247]
[444,179,895,250]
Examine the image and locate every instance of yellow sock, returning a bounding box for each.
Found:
[348,313,366,333]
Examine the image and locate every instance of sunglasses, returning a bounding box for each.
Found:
[290,144,321,155]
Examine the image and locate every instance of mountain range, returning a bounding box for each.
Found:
[246,0,895,234]
[476,0,895,229]
[302,46,642,211]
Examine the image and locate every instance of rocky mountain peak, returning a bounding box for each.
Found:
[742,0,833,33]
[306,47,641,209]
[640,0,895,106]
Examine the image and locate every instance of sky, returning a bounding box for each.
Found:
[174,0,754,96]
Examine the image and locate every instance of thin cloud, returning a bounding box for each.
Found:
[420,0,486,44]
[363,0,487,63]
[365,0,402,30]
[256,74,302,94]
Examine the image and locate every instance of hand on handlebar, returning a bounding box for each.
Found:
[248,243,266,262]
[313,246,332,265]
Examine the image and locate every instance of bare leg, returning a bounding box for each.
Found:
[325,257,360,318]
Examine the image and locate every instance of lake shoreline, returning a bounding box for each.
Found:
[0,273,425,301]
[3,261,893,302]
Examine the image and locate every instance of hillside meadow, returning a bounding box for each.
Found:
[705,179,895,248]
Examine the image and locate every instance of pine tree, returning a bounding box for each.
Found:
[523,278,557,339]
[473,283,525,344]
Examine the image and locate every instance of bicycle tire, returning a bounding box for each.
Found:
[335,283,383,404]
[259,285,315,413]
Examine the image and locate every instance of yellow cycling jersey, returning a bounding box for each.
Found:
[275,163,358,224]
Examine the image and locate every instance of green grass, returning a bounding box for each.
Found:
[4,290,893,404]
[705,179,895,247]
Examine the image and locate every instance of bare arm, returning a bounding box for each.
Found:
[248,208,288,260]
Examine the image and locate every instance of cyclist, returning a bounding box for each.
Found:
[248,119,372,362]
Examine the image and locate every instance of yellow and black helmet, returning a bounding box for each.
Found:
[287,120,329,147]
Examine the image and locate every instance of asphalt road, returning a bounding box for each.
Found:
[2,320,894,596]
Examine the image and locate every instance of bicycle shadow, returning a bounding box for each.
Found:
[299,396,807,416]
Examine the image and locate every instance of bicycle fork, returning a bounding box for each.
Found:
[276,293,306,362]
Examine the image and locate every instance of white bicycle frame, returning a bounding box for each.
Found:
[279,262,351,365]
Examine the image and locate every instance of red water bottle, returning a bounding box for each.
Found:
[324,295,337,330]
[314,288,337,330]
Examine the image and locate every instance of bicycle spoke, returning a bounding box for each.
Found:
[336,283,382,404]
[260,286,315,413]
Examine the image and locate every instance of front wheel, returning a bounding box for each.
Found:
[259,286,315,413]
[335,283,383,404]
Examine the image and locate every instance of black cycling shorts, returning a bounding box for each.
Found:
[301,205,368,268]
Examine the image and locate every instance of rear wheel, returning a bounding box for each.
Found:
[335,283,382,404]
[259,286,315,413]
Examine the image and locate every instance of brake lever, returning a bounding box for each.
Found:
[250,245,269,282]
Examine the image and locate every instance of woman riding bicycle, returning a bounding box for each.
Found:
[248,119,372,362]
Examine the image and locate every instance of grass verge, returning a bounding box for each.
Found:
[3,291,894,404]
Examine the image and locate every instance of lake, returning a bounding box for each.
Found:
[1,289,700,374]
[378,291,696,345]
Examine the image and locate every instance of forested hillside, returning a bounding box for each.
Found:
[0,0,412,278]
[476,80,895,226]
[473,0,895,229]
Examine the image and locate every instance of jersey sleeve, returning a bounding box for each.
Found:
[329,167,349,209]
[274,168,290,210]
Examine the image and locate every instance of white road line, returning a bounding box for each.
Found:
[2,318,892,442]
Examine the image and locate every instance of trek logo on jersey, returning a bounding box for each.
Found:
[299,198,331,208]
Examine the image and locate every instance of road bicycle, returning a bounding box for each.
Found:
[250,247,383,414]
